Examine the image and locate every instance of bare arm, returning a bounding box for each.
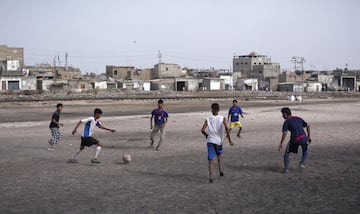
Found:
[150,115,154,129]
[72,120,82,135]
[201,120,208,138]
[223,118,233,145]
[52,118,64,126]
[99,125,115,133]
[227,114,231,123]
[306,125,311,143]
[278,132,287,151]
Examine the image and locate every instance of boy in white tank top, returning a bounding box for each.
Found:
[201,103,233,183]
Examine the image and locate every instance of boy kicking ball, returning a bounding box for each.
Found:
[201,103,233,183]
[69,108,115,164]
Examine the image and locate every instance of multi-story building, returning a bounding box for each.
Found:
[106,65,136,80]
[233,52,272,78]
[0,45,24,66]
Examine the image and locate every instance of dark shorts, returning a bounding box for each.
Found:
[81,137,99,147]
[286,141,308,154]
[207,143,223,160]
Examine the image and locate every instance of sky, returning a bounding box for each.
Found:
[1,0,359,73]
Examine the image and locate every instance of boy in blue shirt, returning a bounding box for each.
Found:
[278,107,312,173]
[228,99,244,138]
[150,99,169,151]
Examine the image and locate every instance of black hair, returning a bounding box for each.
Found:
[281,107,292,116]
[233,99,238,103]
[56,103,63,108]
[211,103,220,112]
[94,108,103,115]
[158,99,164,104]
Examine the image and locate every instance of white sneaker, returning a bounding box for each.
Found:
[283,169,290,174]
[299,164,306,169]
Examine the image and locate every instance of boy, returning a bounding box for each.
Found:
[150,99,169,151]
[201,103,233,183]
[48,103,64,150]
[278,107,312,173]
[69,108,115,164]
[228,99,244,138]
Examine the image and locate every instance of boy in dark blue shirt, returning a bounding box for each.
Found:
[278,107,312,173]
[228,99,244,138]
[150,99,169,151]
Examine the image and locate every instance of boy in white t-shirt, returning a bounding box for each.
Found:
[201,103,233,183]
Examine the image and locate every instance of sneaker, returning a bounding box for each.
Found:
[47,147,55,151]
[299,164,306,169]
[91,158,101,163]
[283,169,290,174]
[209,179,214,184]
[68,158,78,163]
[219,171,224,176]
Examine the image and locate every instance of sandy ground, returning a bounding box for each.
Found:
[0,99,359,213]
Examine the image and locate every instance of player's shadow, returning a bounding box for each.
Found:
[134,170,206,183]
[226,164,280,173]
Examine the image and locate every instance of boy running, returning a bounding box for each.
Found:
[278,107,312,173]
[201,103,233,183]
[228,99,244,138]
[69,108,115,164]
[150,99,169,151]
[48,103,64,150]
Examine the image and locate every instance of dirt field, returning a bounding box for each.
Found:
[0,99,359,213]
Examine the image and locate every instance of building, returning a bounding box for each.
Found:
[233,52,272,78]
[106,65,136,80]
[153,63,183,79]
[0,45,24,67]
[202,78,225,91]
[233,52,280,90]
[236,79,258,91]
[26,65,81,80]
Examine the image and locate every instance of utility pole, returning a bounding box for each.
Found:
[157,50,162,64]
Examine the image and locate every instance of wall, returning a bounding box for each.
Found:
[106,66,135,80]
[154,63,182,79]
[0,45,24,66]
[21,77,37,90]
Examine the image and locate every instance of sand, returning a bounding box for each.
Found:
[0,99,359,213]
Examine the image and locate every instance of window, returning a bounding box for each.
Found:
[166,67,169,71]
[254,63,257,65]
[114,70,118,75]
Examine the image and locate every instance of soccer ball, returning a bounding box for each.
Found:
[123,154,131,163]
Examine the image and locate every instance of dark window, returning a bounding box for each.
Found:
[166,67,168,71]
[114,70,118,75]
[236,63,239,66]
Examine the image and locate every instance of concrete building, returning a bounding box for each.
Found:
[175,77,200,91]
[233,52,272,78]
[150,78,176,91]
[233,52,280,90]
[106,66,135,80]
[278,82,304,92]
[0,45,24,66]
[202,78,225,91]
[236,79,258,91]
[26,65,81,80]
[154,63,183,79]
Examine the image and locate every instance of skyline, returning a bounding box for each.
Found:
[1,0,359,73]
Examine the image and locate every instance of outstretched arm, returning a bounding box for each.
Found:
[223,118,233,146]
[150,115,154,129]
[201,120,208,139]
[278,132,287,151]
[99,125,115,133]
[72,120,82,135]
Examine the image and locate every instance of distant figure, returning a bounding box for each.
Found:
[48,103,64,151]
[150,99,169,151]
[297,95,303,102]
[69,108,115,164]
[201,103,233,183]
[290,95,295,102]
[278,107,312,173]
[228,99,244,138]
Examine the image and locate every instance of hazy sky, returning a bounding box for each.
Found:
[1,0,359,73]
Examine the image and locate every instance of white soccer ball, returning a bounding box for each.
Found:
[123,154,131,163]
